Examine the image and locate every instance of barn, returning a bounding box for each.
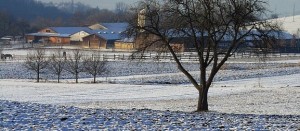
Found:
[26,27,92,45]
[82,31,123,49]
[114,38,135,50]
[82,23,129,49]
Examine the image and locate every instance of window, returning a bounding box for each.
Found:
[57,38,61,43]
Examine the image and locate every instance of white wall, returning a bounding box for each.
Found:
[70,31,90,41]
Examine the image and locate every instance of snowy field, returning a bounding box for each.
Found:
[0,49,300,130]
[0,74,299,115]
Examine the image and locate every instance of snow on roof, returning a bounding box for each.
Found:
[97,33,121,40]
[26,33,70,37]
[49,27,92,35]
[1,36,13,40]
[84,31,122,40]
[220,30,294,42]
[88,23,128,32]
[29,23,129,40]
[99,23,128,32]
[1,38,12,40]
[88,24,107,30]
[86,23,128,40]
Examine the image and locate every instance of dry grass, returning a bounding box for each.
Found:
[219,63,229,70]
[279,62,300,68]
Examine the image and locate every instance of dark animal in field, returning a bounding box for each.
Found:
[1,54,13,60]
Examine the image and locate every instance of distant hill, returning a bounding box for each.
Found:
[0,0,71,21]
[268,15,300,36]
[0,0,129,37]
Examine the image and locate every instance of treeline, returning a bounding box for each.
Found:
[0,0,131,38]
[0,0,69,21]
[0,12,32,38]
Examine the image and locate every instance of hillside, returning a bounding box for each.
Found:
[270,15,300,36]
[0,0,70,20]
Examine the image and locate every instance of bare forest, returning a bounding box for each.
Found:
[0,0,131,38]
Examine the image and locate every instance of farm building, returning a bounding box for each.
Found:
[26,23,130,49]
[114,38,135,50]
[26,32,71,45]
[89,23,128,31]
[133,33,186,52]
[82,34,107,49]
[82,31,128,49]
[0,36,13,44]
[82,23,129,49]
[26,27,92,45]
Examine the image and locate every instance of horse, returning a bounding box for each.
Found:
[1,54,13,60]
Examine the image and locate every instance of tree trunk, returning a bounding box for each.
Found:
[57,75,60,83]
[75,72,78,83]
[197,89,208,111]
[93,75,96,83]
[37,70,40,83]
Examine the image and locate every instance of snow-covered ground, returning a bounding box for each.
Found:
[0,48,300,130]
[270,15,300,35]
[0,73,299,115]
[1,100,299,130]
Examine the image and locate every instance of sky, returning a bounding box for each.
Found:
[38,0,300,17]
[268,0,300,16]
[37,0,140,9]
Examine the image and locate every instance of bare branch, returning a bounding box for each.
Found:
[24,48,48,82]
[83,52,107,83]
[125,0,281,111]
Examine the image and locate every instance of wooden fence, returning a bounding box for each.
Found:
[4,52,300,62]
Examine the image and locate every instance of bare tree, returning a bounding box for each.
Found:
[48,49,65,83]
[115,2,129,22]
[24,48,48,82]
[115,2,128,14]
[83,52,107,83]
[65,49,83,83]
[126,0,281,111]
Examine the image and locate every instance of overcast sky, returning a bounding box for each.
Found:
[38,0,300,16]
[37,0,139,9]
[268,0,300,16]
